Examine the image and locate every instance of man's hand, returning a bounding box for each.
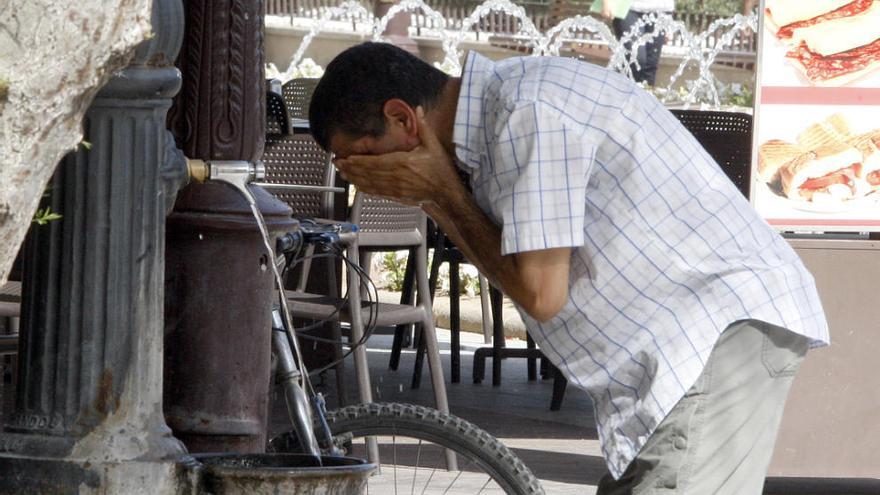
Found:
[334,107,461,206]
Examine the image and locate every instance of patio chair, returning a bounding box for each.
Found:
[263,79,450,416]
[263,79,350,402]
[282,77,319,120]
[285,193,451,415]
[388,221,494,385]
[670,110,753,198]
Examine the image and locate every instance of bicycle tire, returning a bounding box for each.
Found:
[270,402,545,495]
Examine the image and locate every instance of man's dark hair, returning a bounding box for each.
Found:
[308,42,449,151]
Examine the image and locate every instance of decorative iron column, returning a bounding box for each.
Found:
[164,0,296,454]
[0,0,198,493]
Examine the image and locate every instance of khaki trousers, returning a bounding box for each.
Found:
[598,319,810,495]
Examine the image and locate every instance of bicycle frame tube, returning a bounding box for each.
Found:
[272,308,321,459]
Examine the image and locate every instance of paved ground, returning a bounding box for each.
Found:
[4,292,878,493]
[371,330,606,493]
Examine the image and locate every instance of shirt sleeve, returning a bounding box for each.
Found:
[487,101,595,256]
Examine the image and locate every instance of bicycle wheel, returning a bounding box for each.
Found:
[269,402,544,495]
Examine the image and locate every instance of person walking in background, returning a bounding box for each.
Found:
[605,0,674,86]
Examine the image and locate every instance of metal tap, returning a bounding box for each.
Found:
[185,158,265,199]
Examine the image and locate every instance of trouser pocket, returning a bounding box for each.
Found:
[758,321,808,378]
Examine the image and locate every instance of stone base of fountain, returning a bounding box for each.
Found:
[0,454,201,495]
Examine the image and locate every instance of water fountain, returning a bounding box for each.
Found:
[274,0,757,109]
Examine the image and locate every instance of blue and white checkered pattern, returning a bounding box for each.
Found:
[453,52,829,478]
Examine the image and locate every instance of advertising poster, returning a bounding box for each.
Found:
[753,0,880,231]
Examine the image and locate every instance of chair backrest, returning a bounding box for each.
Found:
[267,79,290,135]
[351,194,425,248]
[263,82,335,218]
[283,78,320,120]
[671,110,753,198]
[263,135,335,219]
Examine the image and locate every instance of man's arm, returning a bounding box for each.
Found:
[423,182,571,323]
[335,109,571,322]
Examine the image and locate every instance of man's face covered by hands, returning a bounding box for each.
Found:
[327,103,461,207]
[328,98,420,160]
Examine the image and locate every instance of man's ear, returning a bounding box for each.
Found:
[382,99,418,139]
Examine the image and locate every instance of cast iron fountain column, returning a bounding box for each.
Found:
[164,0,296,454]
[0,0,197,493]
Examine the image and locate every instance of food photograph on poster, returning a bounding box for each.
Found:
[754,0,880,230]
[761,0,880,87]
[754,106,880,226]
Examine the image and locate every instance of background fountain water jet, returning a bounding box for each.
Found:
[278,0,757,109]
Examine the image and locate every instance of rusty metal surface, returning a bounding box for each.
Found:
[196,454,374,495]
[163,0,296,456]
[164,183,295,453]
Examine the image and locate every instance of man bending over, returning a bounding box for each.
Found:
[308,42,829,494]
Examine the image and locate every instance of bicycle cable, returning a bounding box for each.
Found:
[278,242,380,379]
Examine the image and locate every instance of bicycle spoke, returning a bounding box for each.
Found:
[411,439,422,495]
[477,477,493,494]
[392,434,398,495]
[441,469,465,495]
[420,467,438,495]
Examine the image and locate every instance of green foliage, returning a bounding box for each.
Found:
[717,81,754,108]
[33,184,62,225]
[676,0,744,16]
[33,207,62,225]
[379,250,482,296]
[457,264,483,297]
[381,251,409,292]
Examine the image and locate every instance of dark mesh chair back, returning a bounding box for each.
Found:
[263,134,334,218]
[671,110,753,198]
[266,81,289,136]
[263,79,334,219]
[283,78,320,120]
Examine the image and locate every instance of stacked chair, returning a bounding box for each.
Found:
[261,78,451,419]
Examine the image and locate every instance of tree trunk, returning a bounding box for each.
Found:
[0,0,153,286]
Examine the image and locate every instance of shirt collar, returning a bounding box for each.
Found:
[453,51,494,170]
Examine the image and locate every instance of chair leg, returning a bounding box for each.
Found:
[428,233,444,301]
[326,267,347,407]
[330,322,347,407]
[345,241,378,462]
[419,239,457,469]
[410,324,427,390]
[550,366,568,411]
[490,287,504,387]
[389,248,417,371]
[526,333,537,381]
[295,244,316,291]
[415,243,450,415]
[478,275,492,344]
[449,259,460,384]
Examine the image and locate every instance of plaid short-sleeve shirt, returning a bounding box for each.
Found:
[452,52,829,478]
